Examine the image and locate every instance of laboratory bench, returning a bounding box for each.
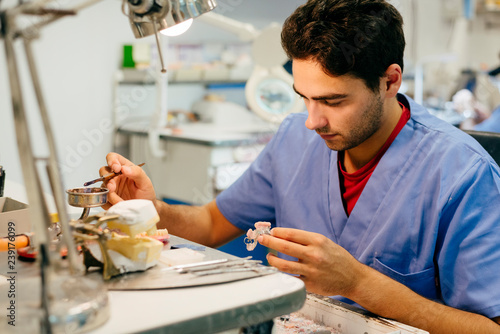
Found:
[0,235,306,334]
[0,180,304,333]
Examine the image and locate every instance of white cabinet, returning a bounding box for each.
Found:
[126,128,269,205]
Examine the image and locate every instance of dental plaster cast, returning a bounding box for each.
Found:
[87,199,165,274]
[106,199,159,236]
[245,221,272,251]
[86,235,163,273]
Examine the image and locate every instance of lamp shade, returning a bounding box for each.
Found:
[128,0,217,38]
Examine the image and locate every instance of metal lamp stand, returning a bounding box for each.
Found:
[0,1,109,333]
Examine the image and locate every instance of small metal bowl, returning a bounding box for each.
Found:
[66,187,109,208]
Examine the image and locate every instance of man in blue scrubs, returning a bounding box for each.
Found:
[101,0,500,332]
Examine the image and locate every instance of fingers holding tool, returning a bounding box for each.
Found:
[105,152,134,174]
[98,163,144,209]
[87,153,154,209]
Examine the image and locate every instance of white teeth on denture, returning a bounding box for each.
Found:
[244,221,272,251]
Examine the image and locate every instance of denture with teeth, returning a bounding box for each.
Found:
[244,221,272,251]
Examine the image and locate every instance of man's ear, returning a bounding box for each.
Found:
[381,64,402,98]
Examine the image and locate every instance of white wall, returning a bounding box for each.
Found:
[1,0,499,195]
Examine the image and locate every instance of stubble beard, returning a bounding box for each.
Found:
[319,94,384,151]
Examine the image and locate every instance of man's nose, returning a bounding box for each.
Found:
[305,102,328,130]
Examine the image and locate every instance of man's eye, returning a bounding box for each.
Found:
[324,100,342,107]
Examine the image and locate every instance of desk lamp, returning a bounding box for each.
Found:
[0,1,215,333]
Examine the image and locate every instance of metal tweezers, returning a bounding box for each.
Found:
[190,266,277,277]
[161,256,277,276]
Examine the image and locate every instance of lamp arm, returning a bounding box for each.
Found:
[7,0,53,16]
[197,11,259,42]
[8,0,104,39]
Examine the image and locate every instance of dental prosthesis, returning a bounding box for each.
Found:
[88,199,167,275]
[244,221,272,251]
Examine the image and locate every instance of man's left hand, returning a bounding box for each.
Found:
[258,227,364,297]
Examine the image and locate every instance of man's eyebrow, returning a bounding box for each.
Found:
[293,85,348,100]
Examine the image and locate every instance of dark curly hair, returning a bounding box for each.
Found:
[282,0,405,92]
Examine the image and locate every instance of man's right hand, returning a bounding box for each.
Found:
[99,152,157,210]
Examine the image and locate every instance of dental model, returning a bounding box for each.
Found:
[94,199,163,274]
[244,221,272,251]
[106,199,159,237]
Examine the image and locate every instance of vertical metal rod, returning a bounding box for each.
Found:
[3,19,53,334]
[39,244,53,334]
[23,38,82,275]
[79,207,91,221]
[3,17,52,264]
[152,19,167,73]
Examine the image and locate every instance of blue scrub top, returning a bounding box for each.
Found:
[216,94,500,319]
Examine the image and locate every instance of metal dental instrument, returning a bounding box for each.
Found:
[83,162,145,186]
[160,258,231,272]
[179,259,262,274]
[160,256,254,272]
[190,264,277,277]
[172,256,273,277]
